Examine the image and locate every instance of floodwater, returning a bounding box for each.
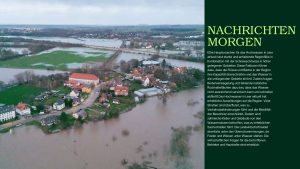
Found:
[116,53,204,71]
[1,47,31,54]
[158,58,204,71]
[115,52,152,62]
[35,47,114,58]
[0,68,66,84]
[1,36,122,48]
[0,87,204,169]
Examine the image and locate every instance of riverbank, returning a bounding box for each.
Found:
[0,84,202,134]
[0,87,204,169]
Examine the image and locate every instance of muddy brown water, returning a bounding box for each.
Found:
[0,87,204,169]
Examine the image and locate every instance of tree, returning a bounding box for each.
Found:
[127,161,156,169]
[185,49,191,56]
[14,73,26,84]
[0,81,4,88]
[36,104,44,112]
[64,99,73,108]
[14,71,35,84]
[151,54,159,60]
[154,69,168,80]
[0,48,18,60]
[162,59,167,69]
[128,59,139,68]
[193,69,204,81]
[169,82,177,91]
[120,60,130,73]
[24,70,34,82]
[60,112,68,122]
[22,49,29,55]
[59,112,74,129]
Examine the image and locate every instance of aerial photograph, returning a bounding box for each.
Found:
[0,0,204,169]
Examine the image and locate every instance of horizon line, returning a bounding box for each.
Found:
[0,24,204,27]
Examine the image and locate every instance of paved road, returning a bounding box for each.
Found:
[0,84,100,131]
[66,84,100,114]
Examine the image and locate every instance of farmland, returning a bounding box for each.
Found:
[0,50,108,70]
[0,85,44,105]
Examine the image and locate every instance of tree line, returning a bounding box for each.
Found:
[13,70,68,90]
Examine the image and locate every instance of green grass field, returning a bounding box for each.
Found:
[0,85,44,105]
[0,51,108,70]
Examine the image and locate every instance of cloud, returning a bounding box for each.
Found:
[0,0,204,25]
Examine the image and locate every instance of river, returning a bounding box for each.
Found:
[0,87,204,169]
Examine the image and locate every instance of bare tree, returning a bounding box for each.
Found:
[120,60,130,73]
[14,73,26,84]
[24,70,34,82]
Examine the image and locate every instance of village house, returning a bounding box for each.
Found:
[69,90,80,98]
[71,84,84,91]
[73,109,87,119]
[0,105,16,122]
[72,97,83,107]
[134,91,145,98]
[82,85,92,93]
[145,44,152,49]
[142,76,150,87]
[64,80,80,88]
[134,96,140,103]
[35,93,48,101]
[115,86,129,96]
[109,80,123,91]
[135,87,163,97]
[99,93,108,103]
[112,99,120,104]
[69,73,99,85]
[15,102,31,116]
[45,105,53,113]
[53,99,65,110]
[142,60,160,67]
[173,67,188,74]
[41,115,58,126]
[132,68,142,80]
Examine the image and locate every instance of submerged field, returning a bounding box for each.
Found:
[0,50,109,70]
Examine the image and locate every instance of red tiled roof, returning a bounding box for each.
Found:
[70,73,99,81]
[72,84,85,90]
[115,86,129,91]
[65,80,79,85]
[132,69,141,76]
[16,103,28,111]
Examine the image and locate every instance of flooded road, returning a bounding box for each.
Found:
[0,87,204,169]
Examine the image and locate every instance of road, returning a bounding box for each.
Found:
[0,84,101,131]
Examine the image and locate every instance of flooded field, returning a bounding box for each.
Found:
[1,47,31,54]
[34,47,114,58]
[116,53,204,70]
[0,68,66,84]
[0,87,204,169]
[0,36,123,48]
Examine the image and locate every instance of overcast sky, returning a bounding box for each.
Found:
[0,0,204,25]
